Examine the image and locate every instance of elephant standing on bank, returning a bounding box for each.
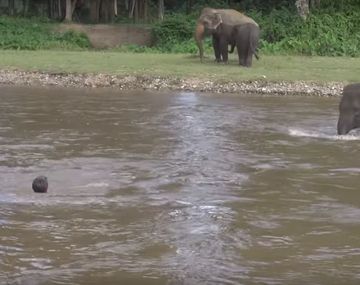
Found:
[194,7,259,63]
[228,23,260,67]
[198,12,260,66]
[337,83,360,135]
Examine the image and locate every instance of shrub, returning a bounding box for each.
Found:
[152,13,196,52]
[0,16,90,50]
[254,9,360,56]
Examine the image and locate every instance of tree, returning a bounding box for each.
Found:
[295,0,310,20]
[88,0,118,23]
[186,0,193,15]
[100,0,115,22]
[158,0,164,21]
[128,0,149,22]
[23,0,30,16]
[90,0,101,22]
[295,0,322,20]
[8,0,15,16]
[310,0,320,8]
[65,0,78,22]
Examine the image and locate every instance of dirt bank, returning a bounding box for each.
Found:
[57,23,152,48]
[0,69,344,96]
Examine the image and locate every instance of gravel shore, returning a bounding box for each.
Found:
[0,69,345,96]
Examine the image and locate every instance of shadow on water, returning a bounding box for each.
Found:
[0,86,359,285]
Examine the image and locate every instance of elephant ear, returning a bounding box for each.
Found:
[202,12,223,30]
[213,13,223,29]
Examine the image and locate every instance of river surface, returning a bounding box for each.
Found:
[0,86,359,285]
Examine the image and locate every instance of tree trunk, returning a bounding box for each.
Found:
[71,0,77,16]
[48,0,52,18]
[295,0,310,20]
[65,0,72,21]
[158,0,164,21]
[310,0,320,9]
[129,0,135,19]
[58,0,62,19]
[8,0,15,16]
[137,0,147,22]
[186,0,193,14]
[90,0,101,23]
[134,0,138,22]
[100,0,115,22]
[143,0,147,22]
[138,0,143,21]
[23,0,29,16]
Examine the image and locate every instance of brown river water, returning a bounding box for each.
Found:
[0,86,359,285]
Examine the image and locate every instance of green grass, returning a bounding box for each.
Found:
[1,50,359,83]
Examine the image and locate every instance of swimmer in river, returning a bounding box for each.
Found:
[32,176,48,193]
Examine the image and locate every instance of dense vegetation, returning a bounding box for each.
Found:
[0,17,90,50]
[0,0,359,56]
[151,0,360,56]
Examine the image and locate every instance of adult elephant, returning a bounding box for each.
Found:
[213,21,260,67]
[337,83,360,135]
[194,7,258,62]
[227,22,260,66]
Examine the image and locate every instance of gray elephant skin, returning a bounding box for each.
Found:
[337,83,360,135]
[229,23,260,67]
[197,10,259,67]
[195,8,258,63]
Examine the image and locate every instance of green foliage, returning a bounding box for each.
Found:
[152,13,197,52]
[56,30,90,48]
[191,0,230,10]
[150,8,360,57]
[0,16,90,50]
[255,9,360,56]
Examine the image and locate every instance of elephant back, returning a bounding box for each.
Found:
[216,9,258,27]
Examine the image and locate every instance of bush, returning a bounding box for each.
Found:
[152,13,197,52]
[0,16,90,50]
[251,9,360,56]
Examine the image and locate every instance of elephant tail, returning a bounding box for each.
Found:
[249,26,260,61]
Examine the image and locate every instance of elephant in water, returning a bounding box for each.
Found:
[194,7,258,62]
[337,83,360,135]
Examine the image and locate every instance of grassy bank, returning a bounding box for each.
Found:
[0,50,359,83]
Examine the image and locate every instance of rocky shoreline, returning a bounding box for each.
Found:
[0,69,345,96]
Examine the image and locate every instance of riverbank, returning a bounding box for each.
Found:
[0,69,344,96]
[0,50,358,96]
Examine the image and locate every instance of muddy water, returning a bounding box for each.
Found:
[0,86,359,285]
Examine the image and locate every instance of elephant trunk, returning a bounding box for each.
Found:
[195,23,205,62]
[337,114,354,135]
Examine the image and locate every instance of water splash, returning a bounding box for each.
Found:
[73,182,110,189]
[288,128,360,141]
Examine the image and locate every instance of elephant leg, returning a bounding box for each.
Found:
[237,45,243,65]
[246,48,253,67]
[212,35,221,62]
[220,37,229,63]
[247,25,260,67]
[237,43,246,66]
[195,23,205,62]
